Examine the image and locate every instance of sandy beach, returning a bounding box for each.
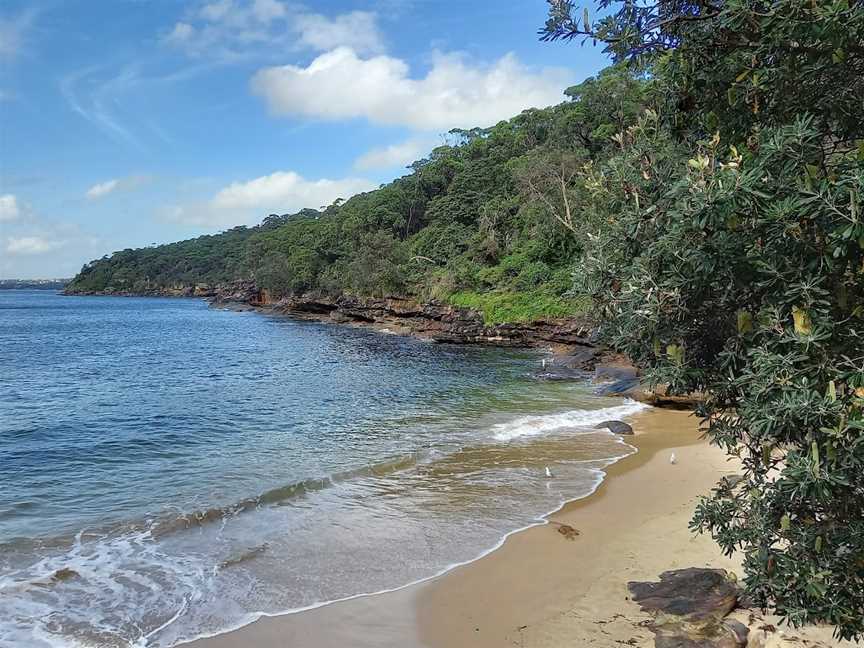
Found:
[187,407,850,648]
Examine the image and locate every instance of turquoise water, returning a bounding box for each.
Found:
[0,290,644,647]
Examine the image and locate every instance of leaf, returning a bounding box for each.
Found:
[666,344,684,365]
[735,69,751,82]
[792,306,813,335]
[827,380,837,402]
[811,441,820,478]
[780,514,791,531]
[737,310,753,334]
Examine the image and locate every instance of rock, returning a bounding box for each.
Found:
[594,420,634,435]
[51,568,79,582]
[556,524,580,540]
[653,632,743,648]
[628,568,740,624]
[594,363,638,383]
[722,620,749,646]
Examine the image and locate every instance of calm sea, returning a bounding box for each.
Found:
[0,290,644,647]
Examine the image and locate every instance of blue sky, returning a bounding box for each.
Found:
[0,0,609,279]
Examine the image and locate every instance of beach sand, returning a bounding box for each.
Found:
[187,408,851,648]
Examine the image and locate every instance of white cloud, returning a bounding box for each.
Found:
[164,170,376,227]
[293,11,383,55]
[354,137,436,171]
[252,48,571,130]
[84,175,149,200]
[163,2,383,60]
[85,179,120,200]
[0,8,36,60]
[0,194,21,221]
[165,22,195,44]
[6,236,65,255]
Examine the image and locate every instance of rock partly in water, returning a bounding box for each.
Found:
[51,568,79,583]
[594,420,634,435]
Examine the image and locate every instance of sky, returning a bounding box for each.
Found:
[0,0,610,279]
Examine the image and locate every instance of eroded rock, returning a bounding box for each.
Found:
[629,569,744,648]
[594,420,634,435]
[629,568,739,623]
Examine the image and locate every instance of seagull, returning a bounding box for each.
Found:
[545,466,554,478]
[669,453,678,465]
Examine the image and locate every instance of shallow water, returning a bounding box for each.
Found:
[0,290,644,647]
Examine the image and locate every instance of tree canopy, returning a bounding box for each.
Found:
[544,0,864,638]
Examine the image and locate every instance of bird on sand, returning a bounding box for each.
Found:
[669,453,678,465]
[544,466,554,478]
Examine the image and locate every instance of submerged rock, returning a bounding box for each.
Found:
[51,568,79,583]
[594,420,634,435]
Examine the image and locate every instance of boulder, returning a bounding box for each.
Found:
[629,568,739,623]
[629,569,745,648]
[595,420,634,435]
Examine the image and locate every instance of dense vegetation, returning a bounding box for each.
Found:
[66,66,649,321]
[544,0,864,639]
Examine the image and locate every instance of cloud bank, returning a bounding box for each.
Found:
[354,137,436,171]
[252,48,571,130]
[165,170,376,227]
[164,1,384,60]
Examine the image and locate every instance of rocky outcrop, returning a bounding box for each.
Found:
[628,568,747,648]
[244,293,599,349]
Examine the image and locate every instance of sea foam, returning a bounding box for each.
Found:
[491,399,648,441]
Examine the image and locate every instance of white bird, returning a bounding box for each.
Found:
[545,466,554,478]
[669,453,678,465]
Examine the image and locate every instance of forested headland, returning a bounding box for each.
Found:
[65,65,645,323]
[67,0,864,639]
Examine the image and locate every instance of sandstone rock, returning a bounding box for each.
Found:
[594,420,634,435]
[629,568,740,623]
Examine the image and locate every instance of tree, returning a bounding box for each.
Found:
[543,0,864,638]
[515,149,585,235]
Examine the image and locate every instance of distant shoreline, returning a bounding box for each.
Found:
[0,280,69,290]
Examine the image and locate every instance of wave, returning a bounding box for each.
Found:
[491,399,648,441]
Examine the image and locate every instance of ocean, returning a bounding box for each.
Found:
[0,290,645,647]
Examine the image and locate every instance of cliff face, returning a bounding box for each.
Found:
[205,282,596,349]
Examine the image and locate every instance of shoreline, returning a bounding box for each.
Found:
[183,407,852,648]
[182,408,709,648]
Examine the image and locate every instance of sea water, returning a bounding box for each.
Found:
[0,290,644,647]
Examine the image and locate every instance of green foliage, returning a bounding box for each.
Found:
[447,290,589,325]
[545,0,864,638]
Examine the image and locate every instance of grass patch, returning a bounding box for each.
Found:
[446,290,590,325]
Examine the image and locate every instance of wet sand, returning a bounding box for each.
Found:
[186,408,849,648]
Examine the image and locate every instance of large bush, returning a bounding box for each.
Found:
[544,0,864,638]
